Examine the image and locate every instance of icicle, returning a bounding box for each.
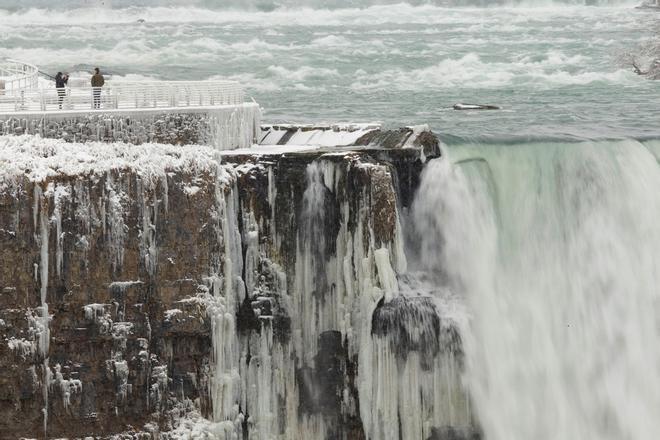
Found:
[36,189,50,351]
[139,179,159,277]
[374,248,398,302]
[161,173,169,213]
[207,104,262,151]
[7,337,36,358]
[243,212,260,299]
[267,166,277,237]
[207,183,242,428]
[52,184,69,279]
[293,160,346,368]
[40,192,51,437]
[33,184,41,241]
[106,186,126,273]
[51,364,82,412]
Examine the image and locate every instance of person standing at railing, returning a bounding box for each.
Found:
[55,72,68,109]
[91,67,105,109]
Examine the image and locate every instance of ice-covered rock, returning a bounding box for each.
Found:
[0,128,475,439]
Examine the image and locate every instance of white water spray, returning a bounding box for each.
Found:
[413,140,660,440]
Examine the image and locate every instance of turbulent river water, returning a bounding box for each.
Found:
[1,0,658,141]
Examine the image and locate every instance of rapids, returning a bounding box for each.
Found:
[1,1,658,140]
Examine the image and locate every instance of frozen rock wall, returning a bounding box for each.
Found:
[0,103,261,150]
[0,130,477,439]
[0,136,231,438]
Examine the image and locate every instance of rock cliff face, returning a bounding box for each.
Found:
[0,138,225,438]
[0,130,478,439]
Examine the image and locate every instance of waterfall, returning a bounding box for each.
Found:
[412,139,660,440]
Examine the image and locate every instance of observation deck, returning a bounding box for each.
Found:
[0,59,261,150]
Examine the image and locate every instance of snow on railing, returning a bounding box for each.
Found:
[0,80,246,113]
[0,59,39,95]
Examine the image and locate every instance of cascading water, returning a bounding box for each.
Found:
[412,139,660,440]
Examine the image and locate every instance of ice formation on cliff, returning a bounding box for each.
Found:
[191,153,472,439]
[1,135,233,437]
[0,131,472,439]
[0,104,262,151]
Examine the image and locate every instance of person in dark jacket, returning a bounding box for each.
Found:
[91,67,105,109]
[55,72,68,109]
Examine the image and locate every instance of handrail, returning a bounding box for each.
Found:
[0,81,246,113]
[38,71,57,81]
[0,59,39,95]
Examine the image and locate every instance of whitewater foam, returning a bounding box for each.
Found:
[0,3,641,26]
[413,140,660,440]
[351,51,636,91]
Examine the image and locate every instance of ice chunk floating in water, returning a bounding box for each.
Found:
[412,139,660,440]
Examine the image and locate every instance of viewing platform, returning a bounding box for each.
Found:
[0,59,261,150]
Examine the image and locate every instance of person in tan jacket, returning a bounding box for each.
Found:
[91,67,105,109]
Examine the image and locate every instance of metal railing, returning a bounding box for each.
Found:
[0,81,246,113]
[0,59,39,95]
